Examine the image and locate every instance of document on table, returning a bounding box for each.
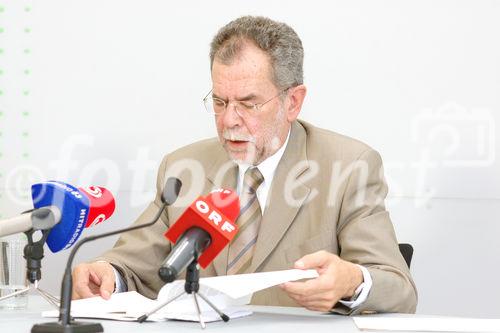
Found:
[42,268,318,322]
[43,291,251,322]
[353,314,500,333]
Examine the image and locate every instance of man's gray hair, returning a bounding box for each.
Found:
[210,16,304,90]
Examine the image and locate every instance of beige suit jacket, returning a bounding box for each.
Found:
[97,119,417,315]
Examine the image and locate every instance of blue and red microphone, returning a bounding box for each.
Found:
[31,181,115,252]
[0,181,115,252]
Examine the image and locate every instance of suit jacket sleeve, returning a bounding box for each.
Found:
[332,149,418,314]
[94,154,171,299]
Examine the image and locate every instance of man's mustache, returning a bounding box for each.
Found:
[222,130,257,143]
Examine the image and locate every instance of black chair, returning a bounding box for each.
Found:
[398,243,414,268]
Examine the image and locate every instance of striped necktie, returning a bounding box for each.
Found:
[226,167,264,275]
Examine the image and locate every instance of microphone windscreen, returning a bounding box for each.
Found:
[31,181,115,252]
[161,177,182,206]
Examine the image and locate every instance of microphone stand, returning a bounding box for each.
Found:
[137,258,230,329]
[31,177,182,333]
[0,210,61,309]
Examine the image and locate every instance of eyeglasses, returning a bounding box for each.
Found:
[203,88,289,117]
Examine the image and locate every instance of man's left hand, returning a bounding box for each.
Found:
[280,250,364,312]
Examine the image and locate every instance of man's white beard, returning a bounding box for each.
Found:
[223,106,286,165]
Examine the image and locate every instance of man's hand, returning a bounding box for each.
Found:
[72,262,116,300]
[280,250,363,312]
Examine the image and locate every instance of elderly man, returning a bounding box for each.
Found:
[72,16,417,315]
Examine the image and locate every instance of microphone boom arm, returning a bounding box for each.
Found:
[59,200,169,325]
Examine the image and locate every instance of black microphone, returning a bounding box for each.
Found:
[31,177,182,333]
[159,228,212,283]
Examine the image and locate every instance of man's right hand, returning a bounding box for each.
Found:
[72,262,116,300]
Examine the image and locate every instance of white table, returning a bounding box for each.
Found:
[0,295,469,333]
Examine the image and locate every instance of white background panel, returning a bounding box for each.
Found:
[0,0,499,316]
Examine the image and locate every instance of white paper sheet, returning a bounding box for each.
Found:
[43,302,252,323]
[197,269,319,299]
[353,315,500,333]
[42,269,318,322]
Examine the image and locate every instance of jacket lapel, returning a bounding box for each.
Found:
[248,121,311,273]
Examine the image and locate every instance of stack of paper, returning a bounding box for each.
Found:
[42,269,318,322]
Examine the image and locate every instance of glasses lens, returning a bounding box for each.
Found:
[204,97,216,114]
[204,96,231,115]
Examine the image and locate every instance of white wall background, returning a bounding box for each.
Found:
[0,0,499,317]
